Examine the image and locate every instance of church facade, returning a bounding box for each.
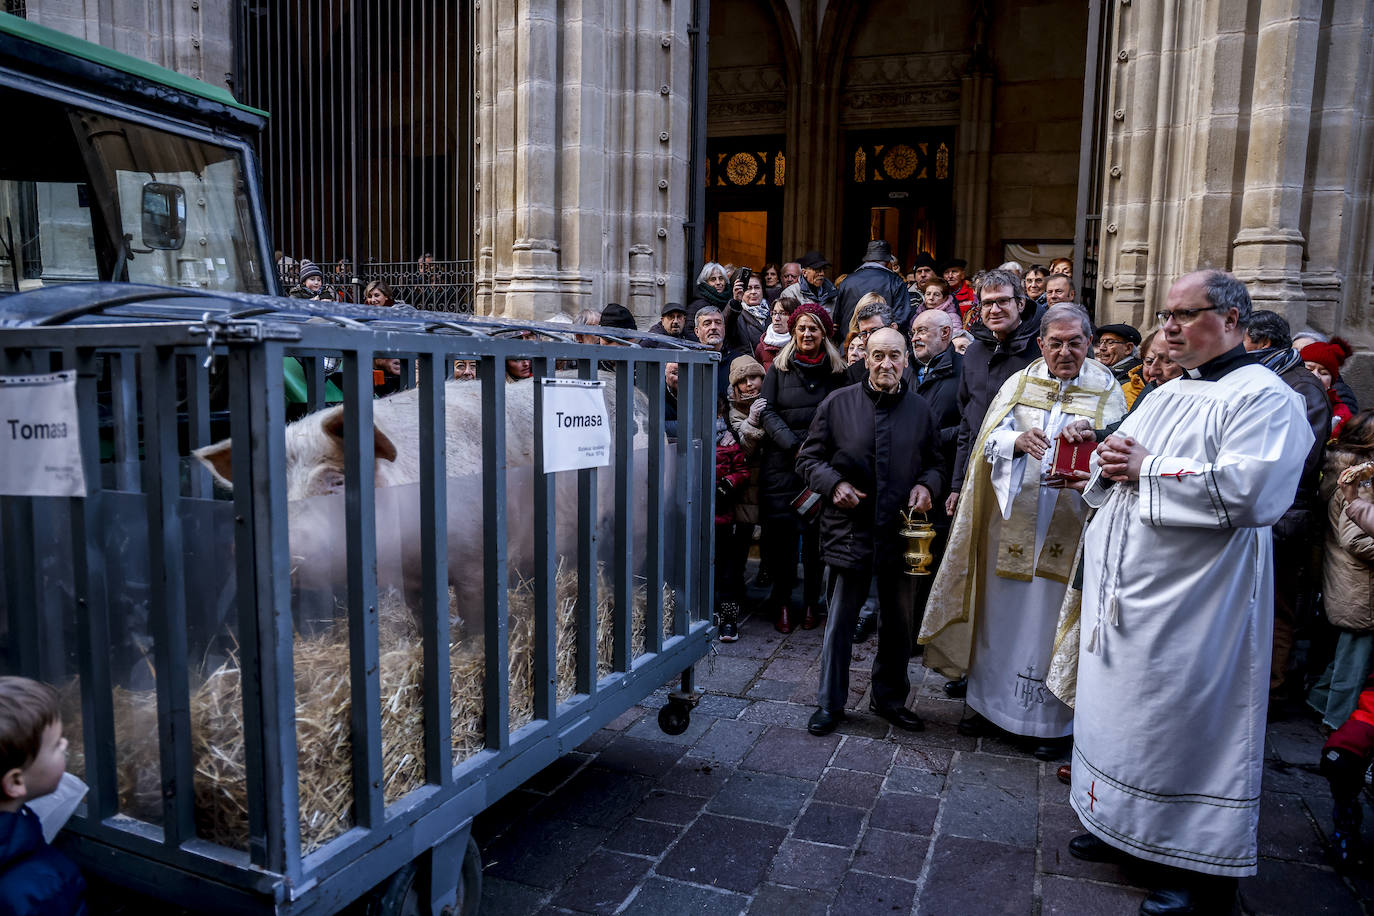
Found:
[13,0,1374,375]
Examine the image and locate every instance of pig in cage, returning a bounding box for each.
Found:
[0,283,717,915]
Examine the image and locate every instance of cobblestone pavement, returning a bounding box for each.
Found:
[473,611,1374,915]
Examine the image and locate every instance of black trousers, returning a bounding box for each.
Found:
[762,518,822,607]
[818,562,911,712]
[714,522,748,603]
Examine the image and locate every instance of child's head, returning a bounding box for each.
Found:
[0,677,66,810]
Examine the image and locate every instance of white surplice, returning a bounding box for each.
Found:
[967,381,1080,737]
[1070,364,1312,877]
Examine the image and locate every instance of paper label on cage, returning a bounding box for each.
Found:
[0,371,87,497]
[540,378,611,473]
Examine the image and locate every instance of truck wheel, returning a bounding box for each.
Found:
[364,836,478,916]
[658,700,690,736]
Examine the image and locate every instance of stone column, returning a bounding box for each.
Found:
[1228,0,1322,327]
[953,69,993,265]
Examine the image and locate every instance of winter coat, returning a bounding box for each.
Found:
[755,338,784,372]
[0,807,87,916]
[757,357,849,520]
[831,263,914,344]
[1108,356,1142,388]
[1254,346,1331,540]
[777,276,838,316]
[796,380,946,570]
[724,299,767,357]
[715,422,752,526]
[645,319,694,347]
[726,400,766,525]
[1321,447,1374,632]
[1121,364,1147,408]
[913,345,963,472]
[685,283,731,330]
[951,303,1045,490]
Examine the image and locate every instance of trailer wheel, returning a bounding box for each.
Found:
[364,836,481,916]
[658,700,691,735]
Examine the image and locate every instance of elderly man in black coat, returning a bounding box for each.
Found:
[797,328,946,736]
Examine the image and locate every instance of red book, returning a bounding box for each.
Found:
[1051,433,1094,478]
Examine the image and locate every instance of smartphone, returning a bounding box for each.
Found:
[737,267,752,287]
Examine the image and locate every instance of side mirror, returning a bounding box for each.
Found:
[141,182,186,250]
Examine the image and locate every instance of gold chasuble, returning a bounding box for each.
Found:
[920,358,1126,687]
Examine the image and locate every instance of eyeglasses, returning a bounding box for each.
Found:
[980,295,1021,311]
[1042,337,1088,353]
[1154,305,1225,325]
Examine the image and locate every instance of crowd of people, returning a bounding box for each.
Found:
[4,244,1371,916]
[642,245,1370,914]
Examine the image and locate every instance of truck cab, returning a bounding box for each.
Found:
[0,12,276,297]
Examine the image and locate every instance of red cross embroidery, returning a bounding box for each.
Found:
[1160,470,1200,480]
[1088,780,1099,812]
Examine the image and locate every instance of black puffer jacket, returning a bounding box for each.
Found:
[797,380,946,569]
[831,263,914,344]
[1254,346,1331,540]
[757,357,849,519]
[951,303,1044,490]
[914,345,963,473]
[724,298,767,357]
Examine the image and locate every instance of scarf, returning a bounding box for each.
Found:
[763,325,791,348]
[743,300,770,325]
[793,348,826,366]
[695,282,730,308]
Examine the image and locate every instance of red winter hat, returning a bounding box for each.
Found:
[788,301,834,339]
[1301,337,1353,380]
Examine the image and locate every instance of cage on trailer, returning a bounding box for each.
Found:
[0,284,718,915]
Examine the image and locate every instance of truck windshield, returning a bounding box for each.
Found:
[0,84,268,295]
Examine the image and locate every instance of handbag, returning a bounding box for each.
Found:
[790,487,822,523]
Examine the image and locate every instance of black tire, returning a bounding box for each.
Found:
[658,701,690,736]
[457,834,482,916]
[363,835,480,916]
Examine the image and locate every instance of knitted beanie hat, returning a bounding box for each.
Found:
[1301,337,1353,379]
[600,302,637,331]
[729,355,765,388]
[788,301,834,339]
[298,259,322,282]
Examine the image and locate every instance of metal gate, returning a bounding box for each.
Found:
[235,0,474,310]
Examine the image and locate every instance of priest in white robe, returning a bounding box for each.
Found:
[1061,271,1313,916]
[920,304,1126,759]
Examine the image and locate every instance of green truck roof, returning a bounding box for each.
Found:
[0,11,268,119]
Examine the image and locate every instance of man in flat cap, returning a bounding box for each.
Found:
[1093,323,1142,387]
[779,250,839,316]
[832,240,913,345]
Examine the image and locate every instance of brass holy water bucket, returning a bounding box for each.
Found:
[899,509,937,576]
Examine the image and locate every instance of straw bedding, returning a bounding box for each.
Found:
[62,565,677,853]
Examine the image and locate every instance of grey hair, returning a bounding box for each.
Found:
[696,262,726,286]
[854,293,893,328]
[997,261,1024,275]
[1197,269,1252,324]
[1046,274,1077,299]
[1293,327,1328,344]
[694,305,723,326]
[1040,303,1093,340]
[952,329,973,342]
[975,268,1026,301]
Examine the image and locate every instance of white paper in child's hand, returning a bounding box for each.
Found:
[26,772,88,843]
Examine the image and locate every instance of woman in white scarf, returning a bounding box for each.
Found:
[725,270,770,356]
[755,299,794,371]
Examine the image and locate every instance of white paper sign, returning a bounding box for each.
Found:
[0,371,87,497]
[540,378,611,473]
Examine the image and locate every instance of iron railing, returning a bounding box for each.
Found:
[277,259,474,313]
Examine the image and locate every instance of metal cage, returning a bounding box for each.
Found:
[0,284,716,914]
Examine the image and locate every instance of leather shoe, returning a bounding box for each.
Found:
[869,701,925,732]
[801,604,821,630]
[774,604,794,634]
[1034,736,1072,761]
[1056,764,1072,786]
[807,707,845,736]
[1068,832,1124,863]
[943,676,967,698]
[852,613,876,643]
[1139,878,1237,916]
[957,711,992,736]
